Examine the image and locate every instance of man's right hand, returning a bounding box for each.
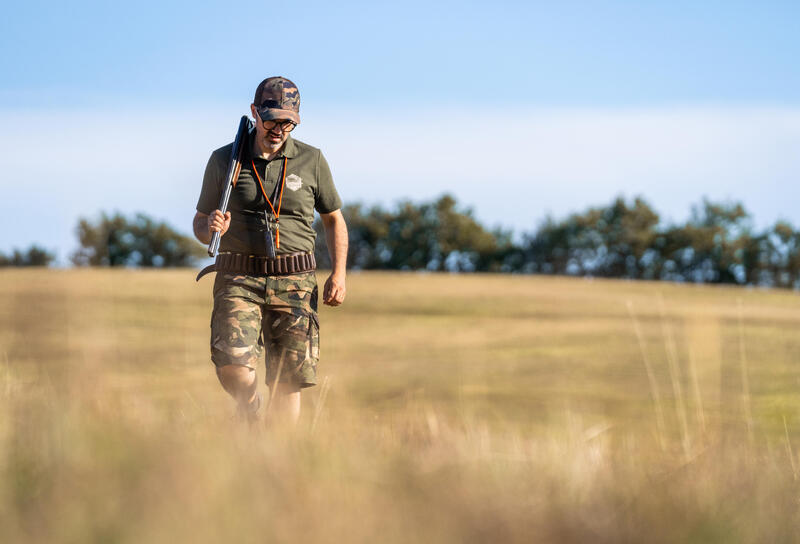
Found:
[208,210,232,238]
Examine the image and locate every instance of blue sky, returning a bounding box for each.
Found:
[3,1,798,108]
[1,1,799,261]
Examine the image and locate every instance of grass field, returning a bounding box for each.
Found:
[1,269,800,543]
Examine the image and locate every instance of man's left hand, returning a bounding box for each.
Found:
[323,274,346,306]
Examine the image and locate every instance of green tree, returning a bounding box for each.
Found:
[522,197,661,278]
[315,203,392,270]
[432,195,514,272]
[757,221,800,288]
[315,195,512,272]
[657,199,752,283]
[0,245,56,267]
[72,212,206,267]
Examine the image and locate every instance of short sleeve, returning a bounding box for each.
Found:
[314,150,343,214]
[196,150,227,214]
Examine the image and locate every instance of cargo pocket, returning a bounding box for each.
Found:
[270,309,319,388]
[308,312,320,366]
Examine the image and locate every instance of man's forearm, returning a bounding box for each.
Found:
[324,215,348,275]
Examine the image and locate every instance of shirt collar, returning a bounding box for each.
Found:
[280,135,298,158]
[248,134,297,161]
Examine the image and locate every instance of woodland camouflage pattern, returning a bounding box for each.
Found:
[210,272,319,387]
[254,76,301,124]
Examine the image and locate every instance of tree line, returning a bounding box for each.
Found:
[0,213,206,269]
[3,196,799,289]
[313,195,800,289]
[0,246,56,267]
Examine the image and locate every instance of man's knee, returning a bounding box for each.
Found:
[216,364,257,397]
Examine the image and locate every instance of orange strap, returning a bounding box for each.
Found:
[251,157,287,249]
[232,161,242,188]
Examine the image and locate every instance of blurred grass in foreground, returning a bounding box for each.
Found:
[1,269,800,543]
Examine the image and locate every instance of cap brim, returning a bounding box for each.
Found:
[258,108,300,124]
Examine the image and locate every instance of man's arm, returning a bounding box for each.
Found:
[320,209,348,306]
[193,210,231,245]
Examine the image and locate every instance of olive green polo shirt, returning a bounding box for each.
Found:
[196,132,342,255]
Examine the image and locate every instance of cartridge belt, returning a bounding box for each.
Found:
[195,252,316,281]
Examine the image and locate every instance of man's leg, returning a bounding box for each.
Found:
[216,364,258,405]
[269,382,301,424]
[263,310,318,426]
[210,274,265,418]
[263,273,320,426]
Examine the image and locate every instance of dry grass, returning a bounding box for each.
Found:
[2,269,800,542]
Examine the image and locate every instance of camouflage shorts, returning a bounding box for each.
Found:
[210,272,320,388]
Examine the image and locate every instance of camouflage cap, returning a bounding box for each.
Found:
[253,76,300,124]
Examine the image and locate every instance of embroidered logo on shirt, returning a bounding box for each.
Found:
[285,174,302,191]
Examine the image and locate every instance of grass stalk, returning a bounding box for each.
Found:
[658,293,692,461]
[783,415,797,480]
[311,375,331,434]
[737,298,754,446]
[2,350,9,398]
[264,347,286,416]
[688,345,706,435]
[626,300,667,452]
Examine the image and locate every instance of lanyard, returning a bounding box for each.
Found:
[251,157,287,249]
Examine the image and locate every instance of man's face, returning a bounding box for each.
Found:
[250,104,293,154]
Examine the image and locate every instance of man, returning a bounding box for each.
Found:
[193,76,347,425]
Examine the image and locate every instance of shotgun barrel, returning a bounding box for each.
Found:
[208,116,253,257]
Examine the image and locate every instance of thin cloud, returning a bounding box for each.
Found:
[308,106,800,229]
